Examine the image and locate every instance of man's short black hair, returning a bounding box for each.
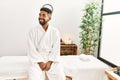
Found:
[40,4,53,15]
[40,7,52,15]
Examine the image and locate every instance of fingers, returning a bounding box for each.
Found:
[38,61,53,71]
[45,64,50,71]
[38,62,46,71]
[44,61,53,71]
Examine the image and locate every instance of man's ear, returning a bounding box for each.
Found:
[48,15,51,21]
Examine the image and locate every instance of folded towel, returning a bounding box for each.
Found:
[79,54,90,61]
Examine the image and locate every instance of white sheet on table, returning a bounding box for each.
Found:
[0,56,30,79]
[60,55,109,80]
[0,55,109,80]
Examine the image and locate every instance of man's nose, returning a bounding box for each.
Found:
[39,16,42,20]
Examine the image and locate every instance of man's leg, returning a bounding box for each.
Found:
[28,64,45,80]
[47,63,66,80]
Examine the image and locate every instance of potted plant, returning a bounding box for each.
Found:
[79,2,101,55]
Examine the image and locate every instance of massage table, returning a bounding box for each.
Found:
[0,55,109,80]
[0,56,29,80]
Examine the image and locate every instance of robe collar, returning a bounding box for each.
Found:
[39,24,51,33]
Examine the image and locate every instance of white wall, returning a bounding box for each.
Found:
[0,0,100,56]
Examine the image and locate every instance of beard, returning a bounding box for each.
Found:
[39,19,47,26]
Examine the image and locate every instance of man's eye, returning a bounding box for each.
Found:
[43,14,46,17]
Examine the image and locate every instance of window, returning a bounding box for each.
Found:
[98,0,120,67]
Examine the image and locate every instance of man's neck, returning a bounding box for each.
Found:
[42,24,48,31]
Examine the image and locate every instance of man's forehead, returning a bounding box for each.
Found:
[40,11,48,14]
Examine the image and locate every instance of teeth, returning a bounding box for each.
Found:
[40,19,43,22]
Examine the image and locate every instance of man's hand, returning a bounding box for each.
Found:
[45,61,53,71]
[38,62,46,71]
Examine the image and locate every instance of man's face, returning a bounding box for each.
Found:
[38,11,51,26]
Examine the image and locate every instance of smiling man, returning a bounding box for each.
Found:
[27,4,65,80]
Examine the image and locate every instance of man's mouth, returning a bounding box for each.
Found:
[40,19,44,22]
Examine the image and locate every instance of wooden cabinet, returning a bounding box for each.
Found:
[60,44,77,55]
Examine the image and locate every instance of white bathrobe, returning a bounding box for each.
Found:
[27,25,65,80]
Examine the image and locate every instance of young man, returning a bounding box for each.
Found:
[27,4,65,80]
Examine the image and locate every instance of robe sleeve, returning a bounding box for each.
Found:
[27,31,44,64]
[48,31,60,62]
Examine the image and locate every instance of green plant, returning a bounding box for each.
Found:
[80,2,101,55]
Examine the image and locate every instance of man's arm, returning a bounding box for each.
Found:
[27,31,44,65]
[48,31,60,62]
